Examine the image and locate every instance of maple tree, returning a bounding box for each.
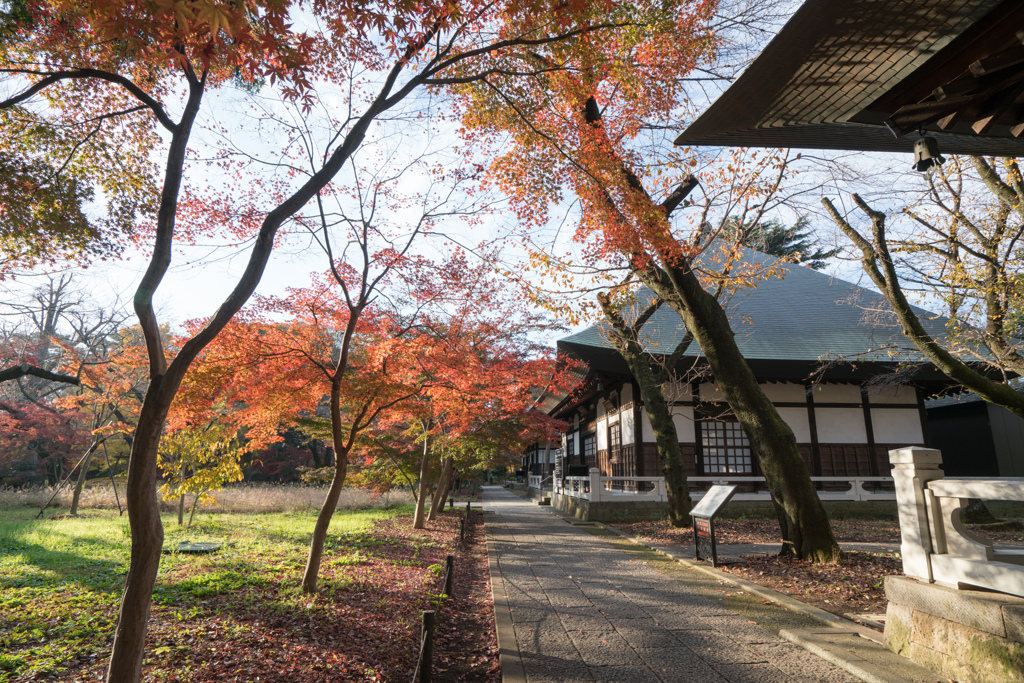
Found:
[157,423,243,525]
[455,1,840,560]
[824,155,1024,418]
[3,0,664,676]
[373,259,565,530]
[1,276,139,493]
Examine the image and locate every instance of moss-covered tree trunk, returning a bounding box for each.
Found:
[641,262,839,561]
[598,294,692,526]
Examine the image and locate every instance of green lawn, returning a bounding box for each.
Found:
[0,506,418,681]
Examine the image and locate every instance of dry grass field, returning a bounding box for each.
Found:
[0,482,416,516]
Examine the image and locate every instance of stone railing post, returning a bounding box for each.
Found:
[588,468,602,502]
[889,447,944,582]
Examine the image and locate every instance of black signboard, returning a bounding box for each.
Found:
[689,485,738,567]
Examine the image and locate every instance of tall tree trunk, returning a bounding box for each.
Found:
[301,466,346,593]
[413,427,431,529]
[598,294,693,527]
[428,457,453,522]
[301,378,352,594]
[177,493,185,526]
[106,379,172,683]
[641,262,839,561]
[438,464,457,511]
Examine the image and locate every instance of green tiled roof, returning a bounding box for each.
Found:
[559,248,952,366]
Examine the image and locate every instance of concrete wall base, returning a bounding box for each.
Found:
[884,575,1024,682]
[551,493,668,522]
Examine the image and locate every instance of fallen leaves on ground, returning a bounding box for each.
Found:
[3,508,498,683]
[613,516,1023,621]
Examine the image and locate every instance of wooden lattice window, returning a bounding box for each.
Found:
[582,434,596,465]
[609,422,621,461]
[701,420,752,474]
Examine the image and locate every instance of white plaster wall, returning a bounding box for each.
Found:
[621,384,634,404]
[622,410,635,443]
[760,382,807,403]
[870,408,923,443]
[597,416,607,450]
[597,401,607,419]
[641,410,655,442]
[867,385,918,404]
[671,405,695,442]
[607,410,619,425]
[700,382,726,401]
[662,380,691,402]
[777,407,812,442]
[816,407,867,442]
[813,383,862,403]
[572,432,579,455]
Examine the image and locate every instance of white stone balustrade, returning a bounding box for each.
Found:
[550,472,895,503]
[890,446,1024,599]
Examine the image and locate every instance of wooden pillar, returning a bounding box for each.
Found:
[805,380,822,477]
[861,386,880,477]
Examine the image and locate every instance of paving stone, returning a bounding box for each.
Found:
[634,647,729,682]
[545,590,595,607]
[709,661,794,683]
[514,623,578,658]
[507,606,555,623]
[518,652,594,683]
[612,623,686,648]
[564,631,645,667]
[702,615,779,644]
[585,664,664,682]
[485,487,861,683]
[558,612,616,632]
[641,609,714,630]
[673,631,768,665]
[743,643,860,683]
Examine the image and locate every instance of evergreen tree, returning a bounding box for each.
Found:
[726,217,837,269]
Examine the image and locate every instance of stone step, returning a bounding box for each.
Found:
[779,628,943,683]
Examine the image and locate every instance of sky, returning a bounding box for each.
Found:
[2,0,948,347]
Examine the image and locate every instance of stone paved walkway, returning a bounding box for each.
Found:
[483,486,863,683]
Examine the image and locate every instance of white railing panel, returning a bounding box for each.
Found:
[553,473,894,504]
[891,446,1024,599]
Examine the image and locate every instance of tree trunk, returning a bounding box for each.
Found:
[598,295,692,527]
[300,463,347,593]
[70,441,97,516]
[105,379,172,683]
[301,378,352,594]
[413,428,431,530]
[642,262,840,561]
[427,457,453,522]
[177,493,185,526]
[623,357,692,527]
[438,466,457,510]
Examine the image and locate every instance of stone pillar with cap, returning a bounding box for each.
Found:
[889,447,944,582]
